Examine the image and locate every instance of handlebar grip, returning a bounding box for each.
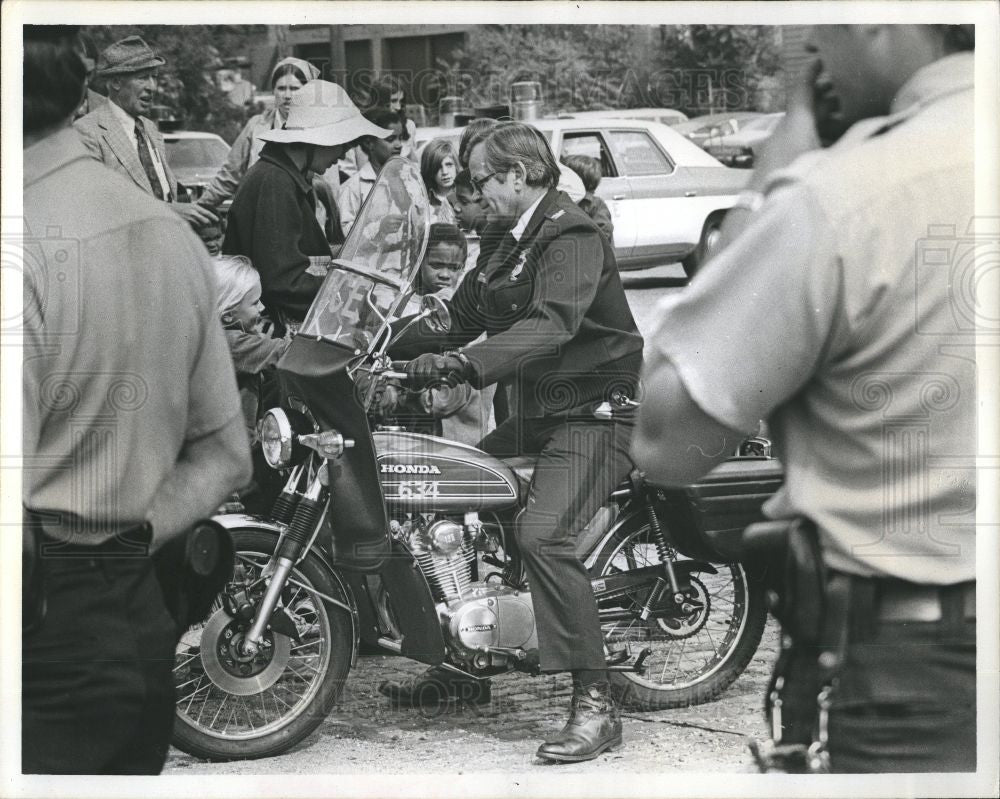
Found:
[383,370,409,381]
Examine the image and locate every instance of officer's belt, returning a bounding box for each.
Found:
[834,571,975,623]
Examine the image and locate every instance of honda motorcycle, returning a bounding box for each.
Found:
[171,158,784,761]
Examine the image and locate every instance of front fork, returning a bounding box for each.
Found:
[240,461,327,656]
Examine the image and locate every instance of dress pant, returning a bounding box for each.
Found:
[479,411,635,672]
[22,537,177,774]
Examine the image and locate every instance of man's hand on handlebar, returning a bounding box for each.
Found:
[405,353,471,389]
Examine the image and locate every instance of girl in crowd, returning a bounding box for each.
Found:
[421,138,458,225]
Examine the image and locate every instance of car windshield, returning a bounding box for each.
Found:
[740,115,782,133]
[163,137,230,170]
[300,157,429,351]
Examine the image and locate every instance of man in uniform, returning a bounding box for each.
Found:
[632,25,977,772]
[383,122,644,763]
[22,26,251,774]
[74,35,216,229]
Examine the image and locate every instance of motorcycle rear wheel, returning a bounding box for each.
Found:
[171,529,352,760]
[591,518,766,709]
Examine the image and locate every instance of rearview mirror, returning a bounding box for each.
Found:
[420,294,452,334]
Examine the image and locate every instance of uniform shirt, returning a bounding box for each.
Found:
[107,97,171,200]
[393,189,644,418]
[23,127,242,543]
[647,52,976,584]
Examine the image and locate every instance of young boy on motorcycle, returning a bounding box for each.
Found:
[382,224,495,445]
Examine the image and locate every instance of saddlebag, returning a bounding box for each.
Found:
[649,457,785,562]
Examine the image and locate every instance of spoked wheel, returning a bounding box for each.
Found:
[172,529,352,760]
[591,518,766,709]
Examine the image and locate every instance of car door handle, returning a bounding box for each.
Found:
[612,194,626,200]
[685,191,697,197]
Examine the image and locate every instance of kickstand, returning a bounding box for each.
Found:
[606,646,652,674]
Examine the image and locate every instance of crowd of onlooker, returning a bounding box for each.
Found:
[68,33,623,490]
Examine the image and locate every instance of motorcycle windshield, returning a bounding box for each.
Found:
[300,156,429,350]
[278,157,430,571]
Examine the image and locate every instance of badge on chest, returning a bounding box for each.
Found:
[510,250,529,281]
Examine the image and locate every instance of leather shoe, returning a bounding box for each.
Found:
[379,666,491,707]
[536,683,622,762]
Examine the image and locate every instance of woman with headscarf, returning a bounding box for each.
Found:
[222,80,391,328]
[197,57,335,211]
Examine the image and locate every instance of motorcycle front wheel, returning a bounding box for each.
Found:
[172,529,352,760]
[591,518,767,710]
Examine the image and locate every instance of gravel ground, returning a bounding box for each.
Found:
[165,622,779,775]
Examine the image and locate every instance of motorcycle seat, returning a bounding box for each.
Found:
[502,456,536,497]
[502,456,634,507]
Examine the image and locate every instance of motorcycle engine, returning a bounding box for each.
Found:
[443,584,538,658]
[391,515,475,603]
[389,513,538,664]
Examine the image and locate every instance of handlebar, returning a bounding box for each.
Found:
[380,360,410,381]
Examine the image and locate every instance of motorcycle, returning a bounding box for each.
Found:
[171,157,784,761]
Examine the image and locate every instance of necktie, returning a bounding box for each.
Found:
[134,120,164,200]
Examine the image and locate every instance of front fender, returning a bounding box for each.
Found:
[212,513,360,667]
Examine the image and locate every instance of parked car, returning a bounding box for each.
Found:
[162,131,232,206]
[415,116,748,275]
[673,112,765,149]
[701,112,785,168]
[556,107,689,127]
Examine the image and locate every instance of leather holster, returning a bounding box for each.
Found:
[154,519,234,633]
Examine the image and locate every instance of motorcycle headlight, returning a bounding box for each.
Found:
[260,408,311,469]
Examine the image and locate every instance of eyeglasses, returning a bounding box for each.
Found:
[471,171,499,192]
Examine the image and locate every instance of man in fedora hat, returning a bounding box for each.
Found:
[222,79,391,325]
[75,35,216,228]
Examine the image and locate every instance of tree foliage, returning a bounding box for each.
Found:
[439,24,780,117]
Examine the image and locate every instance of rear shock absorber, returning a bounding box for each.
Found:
[270,463,306,525]
[644,498,683,601]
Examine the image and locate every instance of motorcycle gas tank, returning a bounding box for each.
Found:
[373,430,519,512]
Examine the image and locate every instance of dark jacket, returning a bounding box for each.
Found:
[393,189,643,418]
[578,193,614,244]
[222,143,330,322]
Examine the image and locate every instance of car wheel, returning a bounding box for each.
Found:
[682,214,724,279]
